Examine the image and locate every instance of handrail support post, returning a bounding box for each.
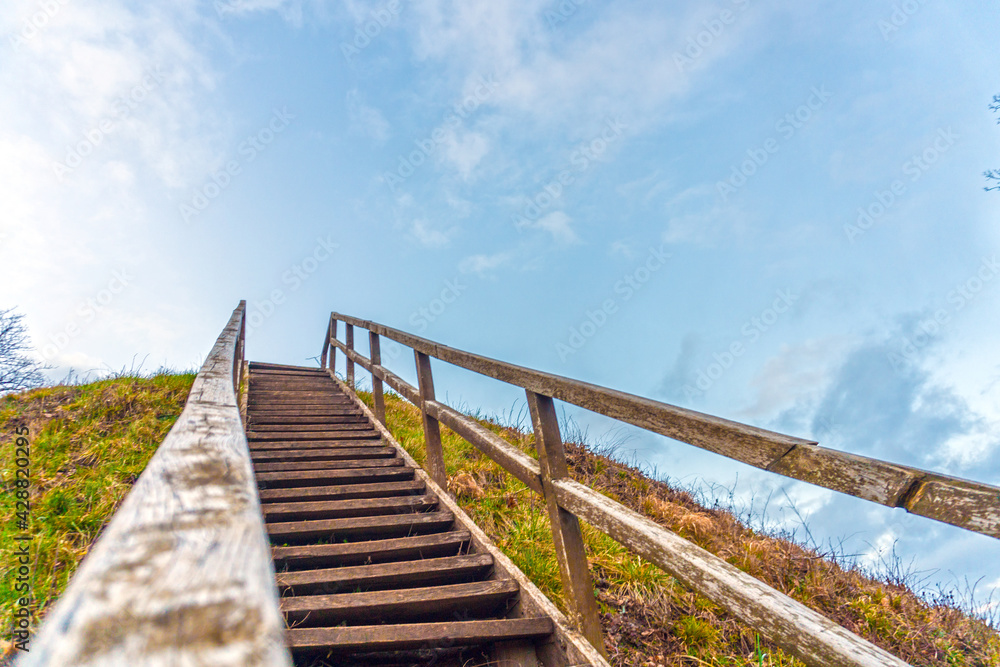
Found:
[415,351,448,489]
[330,319,339,375]
[370,331,386,425]
[346,324,355,388]
[321,315,333,369]
[526,390,607,658]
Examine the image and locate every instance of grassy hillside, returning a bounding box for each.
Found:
[0,373,195,654]
[358,389,999,667]
[0,374,995,665]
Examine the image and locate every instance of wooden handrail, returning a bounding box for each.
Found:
[327,314,999,540]
[22,302,291,667]
[329,336,909,664]
[325,311,1000,666]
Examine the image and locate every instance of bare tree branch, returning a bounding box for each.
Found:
[987,95,1000,192]
[0,307,48,393]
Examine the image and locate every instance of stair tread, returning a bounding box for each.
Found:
[285,617,552,652]
[263,495,438,522]
[272,530,470,568]
[277,553,492,592]
[259,480,425,503]
[254,458,403,473]
[281,579,519,625]
[267,510,454,542]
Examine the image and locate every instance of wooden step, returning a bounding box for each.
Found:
[281,579,519,625]
[267,511,454,543]
[251,437,384,448]
[248,418,368,429]
[256,467,414,489]
[263,495,438,523]
[259,480,426,504]
[249,361,325,371]
[249,396,351,404]
[250,447,396,463]
[253,458,404,474]
[272,530,470,569]
[249,370,329,378]
[249,439,384,452]
[250,392,350,396]
[247,404,363,413]
[277,553,493,594]
[249,407,360,416]
[249,415,368,426]
[246,362,553,664]
[248,427,377,441]
[286,617,552,653]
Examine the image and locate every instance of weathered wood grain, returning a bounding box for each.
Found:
[425,399,543,494]
[281,580,519,625]
[415,351,448,490]
[527,391,607,658]
[346,323,356,387]
[328,313,1000,540]
[369,331,387,425]
[258,480,425,503]
[276,553,493,593]
[286,618,553,653]
[262,495,438,522]
[271,531,470,569]
[266,510,455,542]
[553,479,909,667]
[332,373,610,667]
[20,302,291,667]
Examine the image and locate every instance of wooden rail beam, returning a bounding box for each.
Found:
[324,313,922,665]
[21,302,290,667]
[553,479,910,667]
[327,313,1000,540]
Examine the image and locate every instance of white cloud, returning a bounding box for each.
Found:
[442,129,490,179]
[609,239,634,258]
[347,89,391,144]
[214,0,304,26]
[662,203,751,247]
[411,219,451,247]
[518,211,579,244]
[537,211,578,244]
[459,251,511,276]
[740,336,852,421]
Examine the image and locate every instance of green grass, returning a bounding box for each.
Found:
[1,374,995,666]
[358,388,1000,667]
[0,373,195,640]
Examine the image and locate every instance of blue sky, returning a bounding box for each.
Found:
[2,0,998,611]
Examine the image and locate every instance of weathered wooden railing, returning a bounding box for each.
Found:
[322,312,1000,667]
[22,302,291,667]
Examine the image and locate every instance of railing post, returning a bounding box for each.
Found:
[233,300,246,393]
[345,324,355,388]
[370,331,386,425]
[320,315,332,369]
[526,390,607,658]
[330,318,339,375]
[414,351,448,489]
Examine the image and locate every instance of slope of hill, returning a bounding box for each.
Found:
[0,372,196,656]
[358,389,999,667]
[1,375,996,665]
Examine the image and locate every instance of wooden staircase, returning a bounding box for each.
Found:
[246,362,558,666]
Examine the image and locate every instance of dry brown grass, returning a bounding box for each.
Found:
[368,390,1000,666]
